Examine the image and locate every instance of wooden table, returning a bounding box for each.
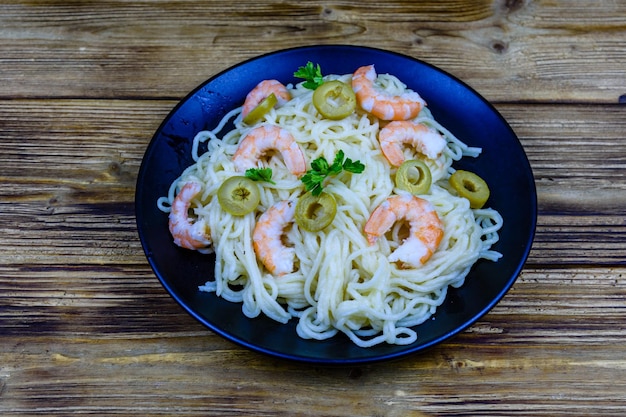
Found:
[2,1,625,415]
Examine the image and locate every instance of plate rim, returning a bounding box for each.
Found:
[135,44,537,365]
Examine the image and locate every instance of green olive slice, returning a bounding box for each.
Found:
[295,192,337,232]
[312,80,356,120]
[395,159,432,195]
[242,93,278,125]
[217,176,260,216]
[449,170,490,209]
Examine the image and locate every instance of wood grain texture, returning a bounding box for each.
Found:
[2,98,625,415]
[497,104,626,266]
[2,0,626,415]
[2,264,626,417]
[1,0,625,102]
[2,101,624,268]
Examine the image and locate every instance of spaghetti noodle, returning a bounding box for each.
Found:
[157,67,503,347]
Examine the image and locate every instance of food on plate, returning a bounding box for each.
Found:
[217,176,261,216]
[167,181,211,250]
[312,80,357,119]
[364,193,443,268]
[449,169,491,209]
[394,159,432,195]
[351,64,425,121]
[294,191,337,232]
[157,62,503,347]
[241,79,291,125]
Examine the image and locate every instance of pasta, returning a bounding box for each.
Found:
[157,68,503,348]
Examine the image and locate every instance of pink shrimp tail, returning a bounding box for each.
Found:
[378,121,447,166]
[168,182,211,250]
[364,194,443,267]
[352,65,426,121]
[253,200,296,276]
[241,79,291,118]
[232,124,306,176]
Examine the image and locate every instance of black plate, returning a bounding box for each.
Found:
[135,45,536,365]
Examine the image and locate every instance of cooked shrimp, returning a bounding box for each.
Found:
[378,120,447,166]
[253,200,296,276]
[364,193,443,267]
[168,181,211,250]
[232,124,307,176]
[351,65,426,121]
[241,79,291,118]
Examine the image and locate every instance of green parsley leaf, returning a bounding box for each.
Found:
[293,61,324,90]
[328,150,345,175]
[310,156,328,174]
[245,167,275,184]
[301,151,365,196]
[301,175,323,196]
[342,157,365,174]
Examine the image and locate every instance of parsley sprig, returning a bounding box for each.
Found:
[301,150,365,196]
[293,61,324,90]
[245,167,275,184]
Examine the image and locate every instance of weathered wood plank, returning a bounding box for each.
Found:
[1,98,626,415]
[2,268,626,416]
[0,99,164,267]
[1,100,624,267]
[1,1,625,102]
[2,264,624,337]
[496,103,626,265]
[2,1,625,416]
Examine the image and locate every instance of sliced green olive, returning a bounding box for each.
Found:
[242,93,278,125]
[312,80,356,120]
[217,176,260,216]
[395,159,432,195]
[295,192,337,232]
[449,170,490,209]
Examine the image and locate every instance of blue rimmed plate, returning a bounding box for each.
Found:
[135,45,536,365]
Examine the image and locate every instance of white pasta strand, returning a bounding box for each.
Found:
[158,70,504,348]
